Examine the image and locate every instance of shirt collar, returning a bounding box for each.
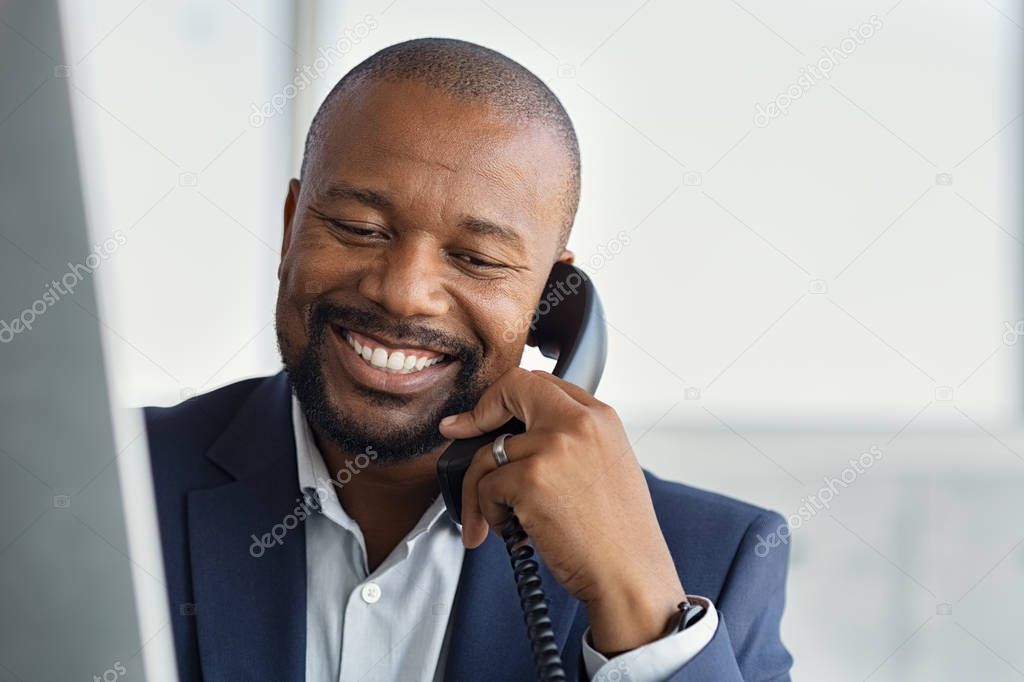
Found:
[290,393,456,541]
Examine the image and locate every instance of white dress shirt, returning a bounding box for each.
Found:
[292,396,717,681]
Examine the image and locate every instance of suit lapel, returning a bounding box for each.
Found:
[443,530,580,682]
[187,372,307,681]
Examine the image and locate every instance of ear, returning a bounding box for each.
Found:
[279,178,301,280]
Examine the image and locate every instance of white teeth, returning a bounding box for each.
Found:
[344,331,445,374]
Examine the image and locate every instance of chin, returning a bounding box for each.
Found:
[278,301,488,463]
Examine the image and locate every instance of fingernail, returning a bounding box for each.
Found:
[440,415,458,427]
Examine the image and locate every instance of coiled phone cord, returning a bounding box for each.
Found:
[501,514,568,681]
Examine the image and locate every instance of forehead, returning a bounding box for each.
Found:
[305,79,571,250]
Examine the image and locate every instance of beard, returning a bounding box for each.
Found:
[278,300,486,465]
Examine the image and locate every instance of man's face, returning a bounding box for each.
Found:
[276,79,573,463]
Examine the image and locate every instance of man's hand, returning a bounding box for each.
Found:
[438,367,686,655]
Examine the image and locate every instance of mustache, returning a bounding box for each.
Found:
[307,301,480,362]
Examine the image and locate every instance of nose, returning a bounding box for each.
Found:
[357,240,450,319]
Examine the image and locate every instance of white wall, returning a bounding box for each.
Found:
[61,0,293,407]
[301,0,1024,432]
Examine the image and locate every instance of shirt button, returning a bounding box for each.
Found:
[360,582,382,604]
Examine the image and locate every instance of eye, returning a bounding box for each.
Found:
[327,219,387,241]
[451,252,503,269]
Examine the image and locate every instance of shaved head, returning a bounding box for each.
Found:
[300,37,580,251]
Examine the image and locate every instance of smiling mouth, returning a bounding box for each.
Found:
[335,326,452,375]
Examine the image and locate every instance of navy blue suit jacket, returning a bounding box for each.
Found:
[144,372,793,680]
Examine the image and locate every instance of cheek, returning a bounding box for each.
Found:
[464,287,538,366]
[283,233,347,296]
[276,241,348,340]
[279,230,371,321]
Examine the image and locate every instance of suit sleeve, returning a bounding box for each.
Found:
[580,597,717,680]
[654,510,794,681]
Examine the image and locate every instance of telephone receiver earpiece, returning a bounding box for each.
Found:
[436,260,607,524]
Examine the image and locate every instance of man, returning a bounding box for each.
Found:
[146,38,792,681]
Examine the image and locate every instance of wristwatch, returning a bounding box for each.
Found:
[598,597,707,659]
[665,598,706,635]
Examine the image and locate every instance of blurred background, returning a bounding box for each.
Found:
[3,0,1023,679]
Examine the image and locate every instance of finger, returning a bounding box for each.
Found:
[439,367,575,438]
[529,369,601,407]
[459,432,526,548]
[475,463,525,536]
[474,455,556,538]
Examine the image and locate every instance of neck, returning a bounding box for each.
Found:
[311,428,450,571]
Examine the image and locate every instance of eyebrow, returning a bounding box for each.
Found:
[457,216,524,249]
[320,181,525,250]
[320,182,393,211]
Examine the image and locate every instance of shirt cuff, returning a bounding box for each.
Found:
[581,596,718,681]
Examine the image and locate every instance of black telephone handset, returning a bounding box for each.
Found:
[436,261,607,682]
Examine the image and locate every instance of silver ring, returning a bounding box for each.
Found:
[491,433,511,467]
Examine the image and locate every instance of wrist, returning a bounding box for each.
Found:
[585,578,686,655]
